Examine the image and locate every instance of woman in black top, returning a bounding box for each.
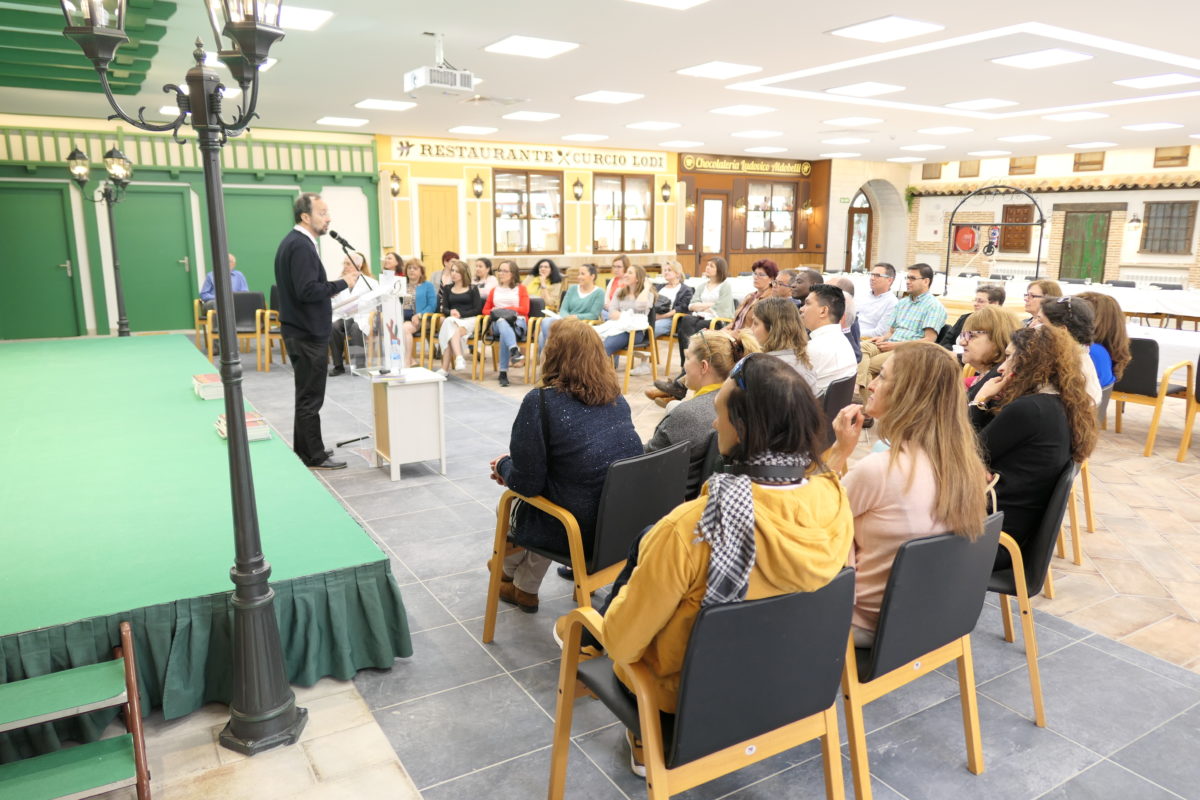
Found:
[436,260,482,375]
[968,325,1097,557]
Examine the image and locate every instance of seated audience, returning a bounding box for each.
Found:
[599,354,854,774]
[380,252,402,276]
[746,297,816,390]
[858,262,899,339]
[828,342,987,647]
[401,258,438,367]
[538,263,605,352]
[1022,279,1062,326]
[428,250,459,290]
[473,257,498,295]
[960,305,1019,401]
[200,253,247,302]
[489,319,642,611]
[436,259,482,375]
[1077,291,1132,383]
[672,256,735,367]
[482,259,531,387]
[1036,296,1103,405]
[857,263,946,399]
[601,255,630,319]
[525,258,564,311]
[329,252,373,375]
[968,325,1098,558]
[800,284,859,396]
[938,283,1006,349]
[592,264,655,364]
[645,329,759,496]
[652,260,694,338]
[830,275,862,359]
[729,259,780,331]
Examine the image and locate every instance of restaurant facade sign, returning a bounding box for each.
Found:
[389,137,667,173]
[680,153,812,177]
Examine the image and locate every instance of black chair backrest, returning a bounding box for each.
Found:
[958,271,980,278]
[821,376,857,449]
[1150,282,1183,290]
[1060,277,1087,284]
[232,291,265,332]
[691,431,721,500]
[860,514,1003,682]
[590,441,690,573]
[1113,338,1160,397]
[269,284,279,311]
[528,296,546,319]
[669,568,855,767]
[1010,461,1078,597]
[1106,279,1136,288]
[993,274,1015,281]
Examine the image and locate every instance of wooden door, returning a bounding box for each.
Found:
[223,189,297,294]
[114,186,196,331]
[1060,212,1110,282]
[697,191,728,270]
[846,207,872,271]
[417,184,459,265]
[0,182,82,338]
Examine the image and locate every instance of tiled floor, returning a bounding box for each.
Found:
[119,341,1200,798]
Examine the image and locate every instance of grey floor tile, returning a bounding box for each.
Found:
[420,743,627,800]
[725,753,906,800]
[423,568,494,621]
[347,481,473,520]
[859,695,1099,800]
[1038,759,1184,800]
[855,669,962,735]
[463,593,584,672]
[386,555,418,586]
[573,719,820,800]
[389,529,494,582]
[978,642,1200,755]
[1030,608,1096,642]
[375,500,499,539]
[1079,636,1200,692]
[395,582,456,634]
[322,463,443,496]
[936,623,1077,686]
[353,624,502,710]
[510,661,620,737]
[374,674,552,789]
[450,475,508,505]
[1111,703,1200,799]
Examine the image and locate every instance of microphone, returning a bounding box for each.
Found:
[329,230,354,250]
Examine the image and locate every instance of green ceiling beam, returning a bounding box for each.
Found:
[0,75,138,95]
[0,10,167,38]
[0,30,160,60]
[0,47,151,72]
[0,62,141,82]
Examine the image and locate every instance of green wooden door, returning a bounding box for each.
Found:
[114,186,196,331]
[1060,212,1110,282]
[0,183,82,339]
[223,189,296,300]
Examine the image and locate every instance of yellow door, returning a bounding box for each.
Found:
[417,185,460,265]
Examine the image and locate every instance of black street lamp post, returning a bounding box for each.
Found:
[59,0,304,755]
[68,146,134,337]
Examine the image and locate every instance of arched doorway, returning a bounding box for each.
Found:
[845,191,872,272]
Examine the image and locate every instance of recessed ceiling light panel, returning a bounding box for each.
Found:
[945,98,1018,110]
[562,133,609,142]
[1114,73,1200,89]
[997,134,1051,142]
[1067,141,1119,148]
[829,15,944,43]
[991,48,1092,69]
[819,152,862,158]
[918,126,973,135]
[676,61,762,79]
[1122,122,1183,131]
[659,140,704,147]
[826,81,905,97]
[448,125,498,135]
[710,105,776,116]
[626,121,681,131]
[730,130,783,139]
[822,137,869,145]
[900,144,946,151]
[744,146,787,154]
[316,117,369,127]
[575,90,644,104]
[355,99,416,111]
[626,0,711,8]
[1042,111,1108,122]
[887,156,925,163]
[484,35,579,59]
[502,111,561,122]
[823,117,883,127]
[279,6,334,31]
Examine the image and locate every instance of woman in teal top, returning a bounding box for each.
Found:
[538,263,605,351]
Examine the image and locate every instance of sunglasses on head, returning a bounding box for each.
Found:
[729,353,763,391]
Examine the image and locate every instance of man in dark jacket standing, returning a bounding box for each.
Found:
[275,193,360,470]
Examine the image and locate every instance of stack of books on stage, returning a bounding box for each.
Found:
[215,411,272,441]
[193,373,223,400]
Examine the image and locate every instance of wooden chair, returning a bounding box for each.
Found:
[193,298,209,349]
[415,312,443,369]
[989,461,1078,728]
[549,569,856,800]
[821,375,857,450]
[256,286,286,372]
[482,442,690,644]
[0,621,149,800]
[475,298,546,385]
[1177,362,1200,462]
[617,310,660,395]
[206,291,265,366]
[843,514,1004,800]
[1111,338,1193,457]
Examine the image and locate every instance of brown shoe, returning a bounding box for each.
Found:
[498,581,539,613]
[653,377,687,401]
[644,387,671,401]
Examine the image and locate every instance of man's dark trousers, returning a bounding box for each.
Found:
[287,337,329,465]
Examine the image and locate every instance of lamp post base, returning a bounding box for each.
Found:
[218,704,308,756]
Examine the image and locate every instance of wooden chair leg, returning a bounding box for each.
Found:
[1056,525,1067,560]
[841,641,873,800]
[999,594,1015,643]
[547,622,583,800]
[956,637,985,776]
[820,703,846,800]
[1114,400,1124,433]
[482,500,513,644]
[1042,564,1055,599]
[1016,586,1046,727]
[1143,399,1166,457]
[1080,460,1095,534]
[1179,402,1198,462]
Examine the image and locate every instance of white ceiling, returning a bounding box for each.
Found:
[5,1,1200,163]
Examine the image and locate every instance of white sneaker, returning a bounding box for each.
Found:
[435,368,447,376]
[629,362,651,376]
[454,355,466,371]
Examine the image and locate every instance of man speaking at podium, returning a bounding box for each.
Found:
[275,192,360,470]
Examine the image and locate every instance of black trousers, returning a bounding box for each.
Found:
[286,337,329,465]
[330,318,365,368]
[675,314,722,362]
[580,525,652,650]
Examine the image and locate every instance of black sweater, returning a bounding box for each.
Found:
[441,285,483,318]
[274,229,347,341]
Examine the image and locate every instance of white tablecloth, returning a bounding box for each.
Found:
[933,275,1200,318]
[1126,323,1200,373]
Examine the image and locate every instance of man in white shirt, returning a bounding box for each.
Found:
[857,262,898,338]
[800,284,859,396]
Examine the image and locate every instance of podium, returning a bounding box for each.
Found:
[369,368,447,482]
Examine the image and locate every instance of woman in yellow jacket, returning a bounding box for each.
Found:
[595,353,854,775]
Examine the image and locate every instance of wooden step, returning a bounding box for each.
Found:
[0,734,136,800]
[0,660,126,734]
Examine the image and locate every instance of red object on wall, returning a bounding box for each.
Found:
[954,225,978,252]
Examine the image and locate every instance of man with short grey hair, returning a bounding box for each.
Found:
[857,262,898,338]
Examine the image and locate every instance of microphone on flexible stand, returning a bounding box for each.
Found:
[329,230,374,290]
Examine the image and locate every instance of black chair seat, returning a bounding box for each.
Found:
[987,569,1017,595]
[576,657,676,745]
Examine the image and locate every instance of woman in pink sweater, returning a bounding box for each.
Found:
[828,341,989,646]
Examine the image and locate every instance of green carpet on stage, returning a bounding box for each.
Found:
[0,336,411,758]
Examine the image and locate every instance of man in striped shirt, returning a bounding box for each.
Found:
[856,263,947,402]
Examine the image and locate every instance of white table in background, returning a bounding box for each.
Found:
[368,367,447,481]
[1126,324,1200,374]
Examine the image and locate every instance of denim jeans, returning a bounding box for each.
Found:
[605,330,645,357]
[494,317,526,369]
[653,316,674,338]
[537,317,557,352]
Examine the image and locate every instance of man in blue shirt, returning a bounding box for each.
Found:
[199,254,248,302]
[856,263,947,402]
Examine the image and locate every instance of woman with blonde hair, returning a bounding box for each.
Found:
[969,324,1098,554]
[593,263,656,361]
[488,318,642,611]
[960,305,1019,401]
[652,260,694,338]
[746,297,815,391]
[436,259,482,374]
[830,342,988,646]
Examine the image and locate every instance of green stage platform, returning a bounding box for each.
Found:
[0,336,411,757]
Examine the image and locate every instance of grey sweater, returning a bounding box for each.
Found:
[645,390,718,497]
